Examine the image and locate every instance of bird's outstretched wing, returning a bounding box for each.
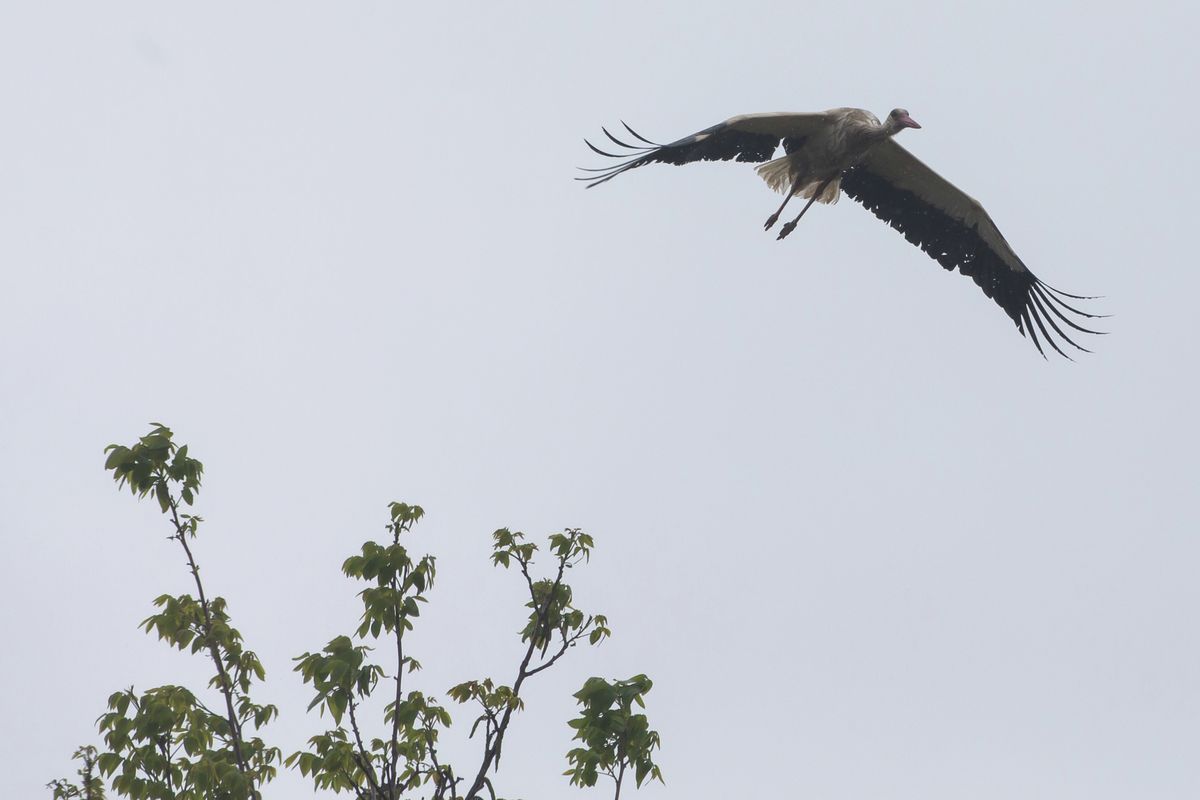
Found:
[840,139,1105,358]
[579,112,834,188]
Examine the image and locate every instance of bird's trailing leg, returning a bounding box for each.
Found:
[764,174,807,231]
[777,177,835,240]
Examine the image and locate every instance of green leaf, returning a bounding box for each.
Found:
[104,446,131,470]
[155,482,170,512]
[328,691,347,724]
[97,752,121,776]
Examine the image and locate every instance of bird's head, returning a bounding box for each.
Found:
[888,108,922,132]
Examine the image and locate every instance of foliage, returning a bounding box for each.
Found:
[287,502,453,798]
[47,746,105,799]
[289,514,622,799]
[55,425,663,800]
[448,527,613,800]
[565,676,664,798]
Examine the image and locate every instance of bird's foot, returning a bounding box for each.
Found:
[764,213,779,231]
[776,222,797,240]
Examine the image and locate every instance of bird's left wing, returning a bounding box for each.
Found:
[580,112,832,188]
[840,139,1104,357]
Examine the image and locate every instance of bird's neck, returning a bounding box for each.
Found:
[877,119,905,139]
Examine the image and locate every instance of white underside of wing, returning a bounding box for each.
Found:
[860,140,1028,273]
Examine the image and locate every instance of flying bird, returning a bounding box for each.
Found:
[580,107,1104,357]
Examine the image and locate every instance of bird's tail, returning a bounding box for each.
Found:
[755,156,841,204]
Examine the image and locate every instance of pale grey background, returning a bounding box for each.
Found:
[2,2,1197,798]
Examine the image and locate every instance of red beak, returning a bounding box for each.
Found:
[899,114,921,129]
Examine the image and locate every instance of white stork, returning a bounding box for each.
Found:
[580,108,1104,357]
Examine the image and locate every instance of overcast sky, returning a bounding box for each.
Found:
[2,2,1197,798]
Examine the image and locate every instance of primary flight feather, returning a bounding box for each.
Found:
[581,107,1104,357]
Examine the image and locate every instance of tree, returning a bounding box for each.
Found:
[94,424,280,799]
[48,746,105,800]
[565,676,664,800]
[52,424,663,799]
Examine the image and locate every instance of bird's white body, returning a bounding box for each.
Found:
[796,107,885,171]
[756,108,885,204]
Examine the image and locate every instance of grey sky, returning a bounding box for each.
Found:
[2,2,1197,797]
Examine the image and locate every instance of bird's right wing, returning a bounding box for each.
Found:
[840,139,1104,357]
[579,112,834,188]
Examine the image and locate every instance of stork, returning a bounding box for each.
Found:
[580,108,1104,357]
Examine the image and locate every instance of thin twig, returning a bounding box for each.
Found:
[166,494,251,780]
[388,550,405,797]
[463,552,567,798]
[348,696,382,797]
[158,736,174,795]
